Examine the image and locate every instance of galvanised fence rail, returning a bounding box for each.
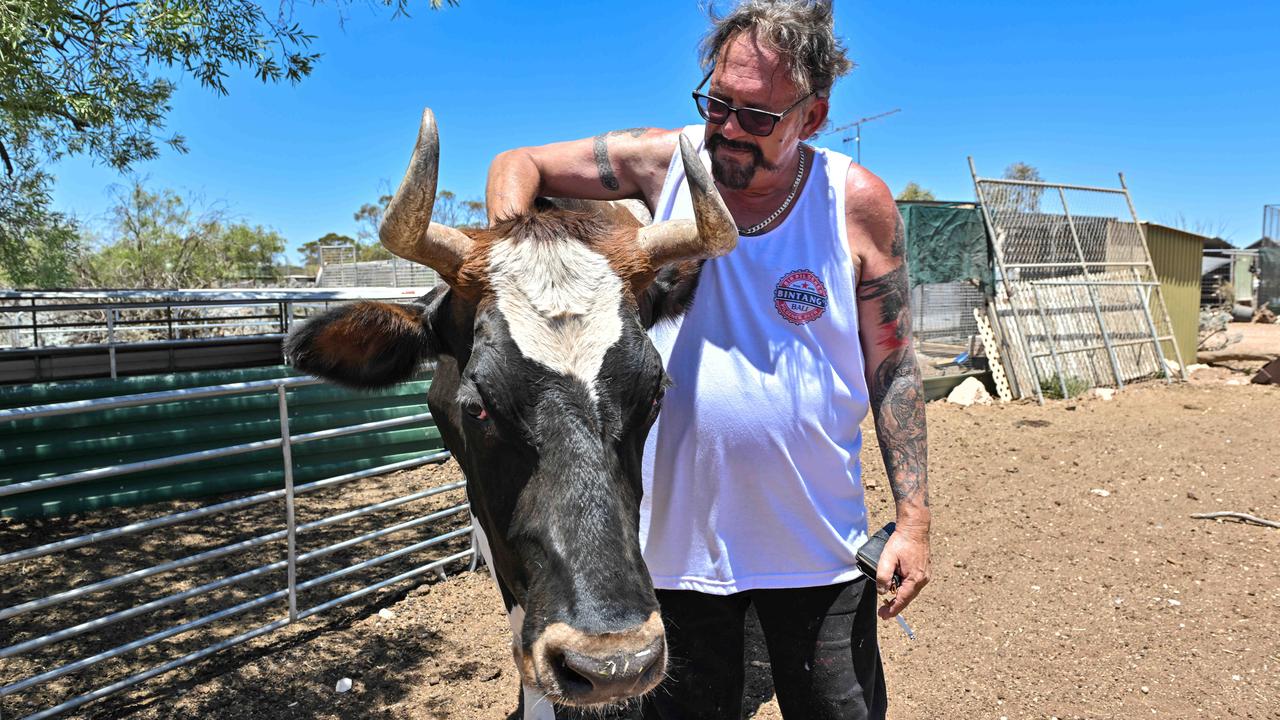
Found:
[968,161,1183,403]
[0,375,472,719]
[0,289,432,383]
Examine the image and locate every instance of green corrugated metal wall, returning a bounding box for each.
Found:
[1143,223,1204,365]
[0,366,443,519]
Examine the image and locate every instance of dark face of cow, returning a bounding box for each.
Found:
[432,217,672,704]
[285,108,734,709]
[286,221,670,706]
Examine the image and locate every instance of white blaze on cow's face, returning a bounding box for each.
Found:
[487,237,624,399]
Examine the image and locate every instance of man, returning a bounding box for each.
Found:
[486,1,930,717]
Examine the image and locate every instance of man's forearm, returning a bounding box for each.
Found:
[869,348,930,524]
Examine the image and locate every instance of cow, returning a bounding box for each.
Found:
[284,108,735,712]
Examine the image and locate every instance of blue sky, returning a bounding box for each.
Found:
[51,1,1280,261]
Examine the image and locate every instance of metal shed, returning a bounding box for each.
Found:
[1142,222,1206,365]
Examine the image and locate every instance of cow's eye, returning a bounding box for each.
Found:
[647,389,665,422]
[463,398,488,421]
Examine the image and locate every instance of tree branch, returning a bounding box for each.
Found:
[0,139,13,177]
[93,1,140,25]
[0,100,90,131]
[1190,512,1280,529]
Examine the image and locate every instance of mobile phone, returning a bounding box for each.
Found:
[855,522,903,588]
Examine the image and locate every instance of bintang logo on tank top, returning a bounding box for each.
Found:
[773,269,828,325]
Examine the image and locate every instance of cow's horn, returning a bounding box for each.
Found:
[379,108,473,283]
[635,134,738,267]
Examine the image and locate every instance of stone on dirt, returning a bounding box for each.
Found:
[335,678,353,693]
[947,377,992,407]
[1093,388,1116,401]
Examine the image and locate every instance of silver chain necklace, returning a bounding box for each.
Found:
[738,145,807,236]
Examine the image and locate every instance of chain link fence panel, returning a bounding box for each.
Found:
[970,164,1182,402]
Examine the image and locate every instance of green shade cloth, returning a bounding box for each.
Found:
[1258,239,1280,313]
[896,203,994,293]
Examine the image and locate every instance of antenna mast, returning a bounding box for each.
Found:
[826,108,901,165]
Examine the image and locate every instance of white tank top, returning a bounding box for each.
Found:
[639,127,872,595]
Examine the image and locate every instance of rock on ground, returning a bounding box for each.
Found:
[946,376,993,407]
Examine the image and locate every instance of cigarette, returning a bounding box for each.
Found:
[895,614,916,640]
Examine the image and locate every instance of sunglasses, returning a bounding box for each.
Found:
[692,70,814,138]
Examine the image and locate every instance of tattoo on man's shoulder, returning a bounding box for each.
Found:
[592,133,620,191]
[609,128,648,139]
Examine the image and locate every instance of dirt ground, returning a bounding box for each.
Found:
[3,369,1278,719]
[1198,321,1280,365]
[0,462,474,719]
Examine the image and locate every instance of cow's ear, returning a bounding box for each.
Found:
[285,289,448,389]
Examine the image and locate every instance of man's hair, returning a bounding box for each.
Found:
[699,0,854,99]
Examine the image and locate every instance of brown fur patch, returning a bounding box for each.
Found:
[313,301,420,366]
[452,201,655,302]
[381,302,422,324]
[597,231,655,302]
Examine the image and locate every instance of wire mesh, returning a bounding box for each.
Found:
[911,282,984,345]
[972,172,1180,401]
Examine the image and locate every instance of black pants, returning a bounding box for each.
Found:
[642,578,888,720]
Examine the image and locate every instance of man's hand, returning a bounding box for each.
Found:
[874,521,931,619]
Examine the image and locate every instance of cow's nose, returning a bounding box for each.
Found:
[554,634,665,697]
[533,613,666,706]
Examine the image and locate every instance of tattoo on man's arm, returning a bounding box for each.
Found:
[858,249,928,508]
[871,352,928,507]
[591,129,646,192]
[857,264,910,351]
[592,133,619,191]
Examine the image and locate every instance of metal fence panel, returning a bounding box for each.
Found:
[969,162,1184,402]
[0,289,434,384]
[317,246,438,288]
[0,375,469,719]
[1,366,442,519]
[898,202,992,347]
